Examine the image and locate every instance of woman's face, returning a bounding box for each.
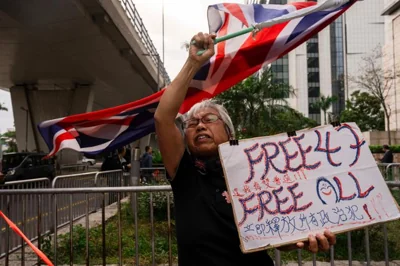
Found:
[185,107,229,157]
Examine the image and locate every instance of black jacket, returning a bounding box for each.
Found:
[381,150,393,163]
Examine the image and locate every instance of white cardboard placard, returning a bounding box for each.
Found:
[218,123,400,253]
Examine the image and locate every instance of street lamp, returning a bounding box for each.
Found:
[143,53,161,91]
[20,106,29,152]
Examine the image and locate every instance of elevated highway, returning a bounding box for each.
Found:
[0,0,168,156]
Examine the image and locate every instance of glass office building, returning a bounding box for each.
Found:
[245,0,384,124]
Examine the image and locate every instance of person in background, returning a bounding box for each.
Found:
[380,145,393,164]
[141,146,153,168]
[101,147,130,202]
[140,146,153,183]
[101,147,130,172]
[0,161,4,185]
[101,151,116,172]
[124,146,131,165]
[154,32,336,266]
[118,147,131,172]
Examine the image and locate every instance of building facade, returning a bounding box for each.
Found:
[382,0,400,132]
[245,0,384,124]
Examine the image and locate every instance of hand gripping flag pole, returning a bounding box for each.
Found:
[194,0,350,55]
[0,211,54,266]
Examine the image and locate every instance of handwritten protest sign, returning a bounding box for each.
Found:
[218,122,400,253]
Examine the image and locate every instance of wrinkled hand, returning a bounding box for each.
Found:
[279,230,336,253]
[188,32,216,67]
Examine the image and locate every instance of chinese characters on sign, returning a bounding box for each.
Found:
[218,123,400,253]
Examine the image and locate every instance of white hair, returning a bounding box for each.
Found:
[183,99,235,138]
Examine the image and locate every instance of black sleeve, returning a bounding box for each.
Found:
[166,150,192,183]
[381,151,391,163]
[389,151,394,163]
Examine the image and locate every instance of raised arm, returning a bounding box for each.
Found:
[154,32,215,179]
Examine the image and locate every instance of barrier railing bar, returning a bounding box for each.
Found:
[347,231,352,266]
[118,192,122,266]
[134,191,139,266]
[37,194,42,266]
[383,223,389,266]
[2,181,399,194]
[150,192,155,266]
[69,194,74,265]
[297,249,302,266]
[94,170,123,187]
[52,172,98,188]
[21,194,26,266]
[275,249,282,266]
[312,253,316,266]
[167,192,172,266]
[53,194,58,265]
[0,181,400,195]
[0,186,173,195]
[365,227,370,266]
[5,195,10,265]
[102,193,106,266]
[85,193,90,266]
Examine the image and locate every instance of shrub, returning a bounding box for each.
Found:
[42,202,178,265]
[369,145,400,153]
[152,149,163,164]
[139,180,174,221]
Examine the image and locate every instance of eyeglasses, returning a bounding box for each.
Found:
[184,113,221,129]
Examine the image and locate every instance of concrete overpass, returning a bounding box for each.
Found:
[0,0,169,156]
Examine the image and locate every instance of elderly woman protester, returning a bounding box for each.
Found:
[154,32,336,266]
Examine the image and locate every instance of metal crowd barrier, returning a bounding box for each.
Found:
[0,178,51,258]
[140,167,167,183]
[52,172,99,228]
[377,163,389,178]
[386,163,400,182]
[95,170,127,205]
[377,163,400,181]
[0,170,127,263]
[57,164,89,175]
[1,180,399,266]
[0,186,173,266]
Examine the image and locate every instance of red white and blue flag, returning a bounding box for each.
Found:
[38,0,357,157]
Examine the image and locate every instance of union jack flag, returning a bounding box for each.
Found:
[38,0,357,158]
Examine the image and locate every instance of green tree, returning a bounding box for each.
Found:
[340,90,384,132]
[350,48,397,144]
[215,69,316,138]
[2,130,17,152]
[0,103,7,111]
[310,94,338,125]
[270,107,318,134]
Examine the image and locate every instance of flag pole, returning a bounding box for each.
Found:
[192,27,254,55]
[194,0,351,55]
[213,27,255,44]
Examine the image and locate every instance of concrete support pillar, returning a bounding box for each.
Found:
[294,44,308,116]
[10,84,94,163]
[138,134,151,155]
[318,26,333,125]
